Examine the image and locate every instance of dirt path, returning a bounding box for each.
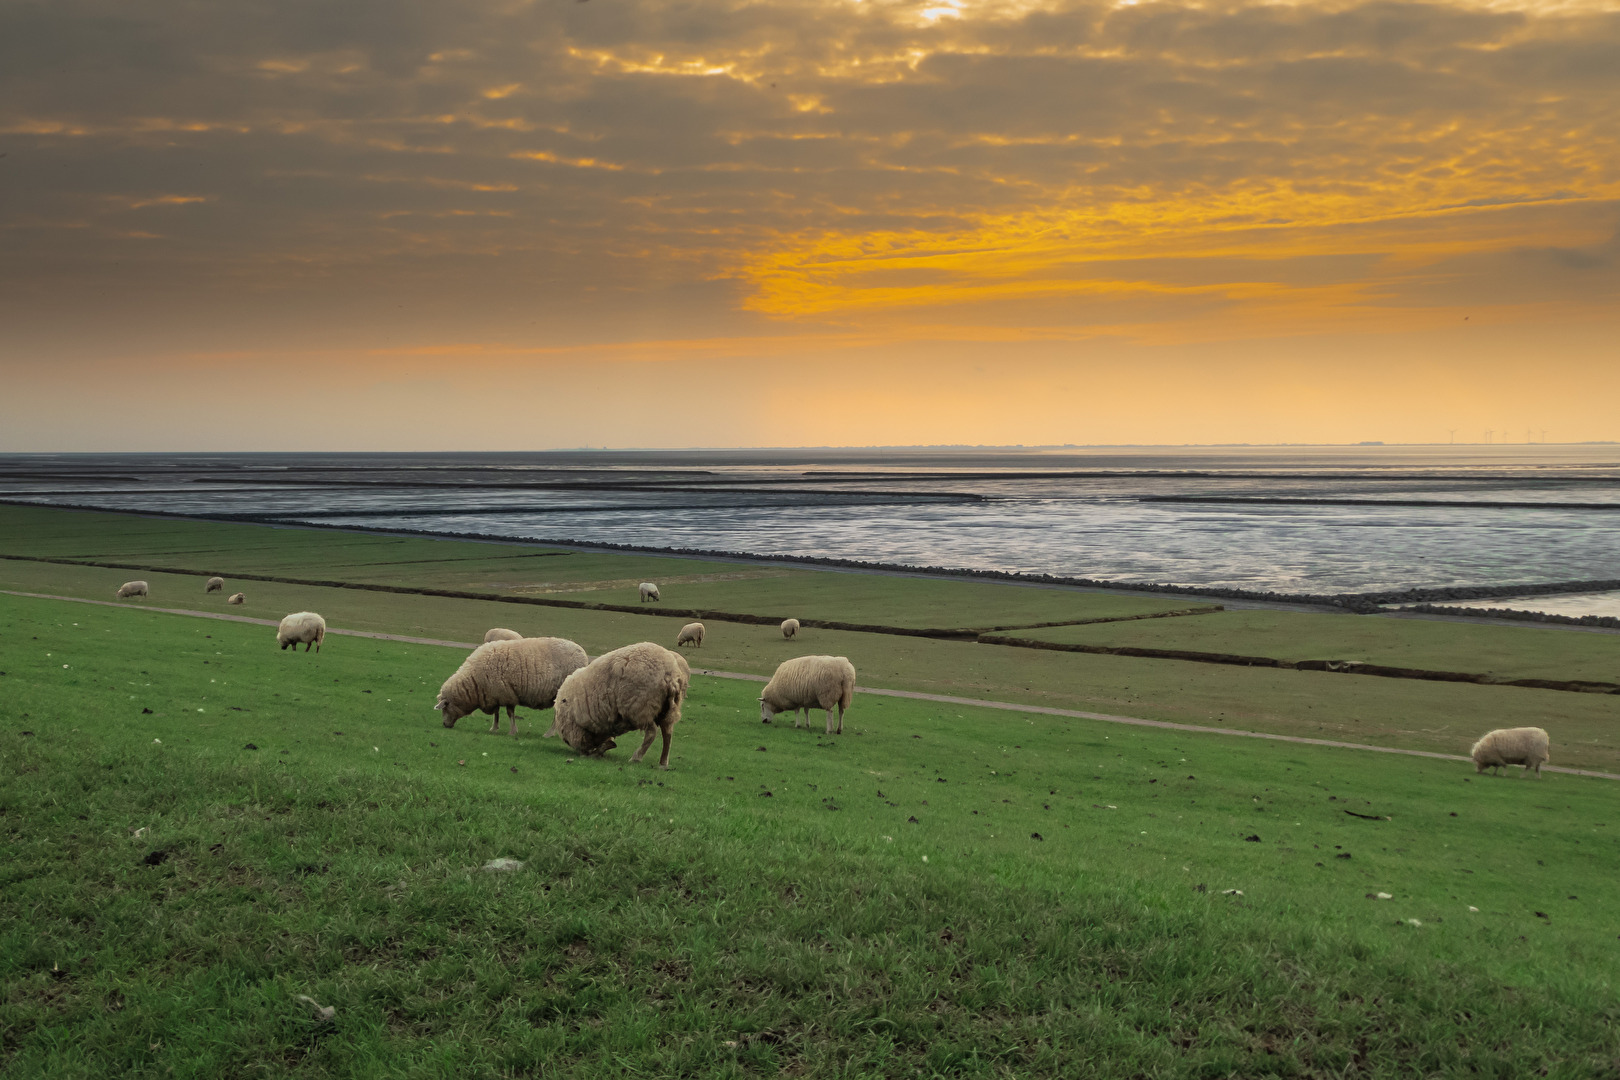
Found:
[8,588,1614,781]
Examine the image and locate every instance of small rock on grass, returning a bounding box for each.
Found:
[481,858,525,873]
[295,995,336,1022]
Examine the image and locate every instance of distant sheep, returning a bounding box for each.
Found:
[436,636,589,736]
[227,592,245,605]
[115,581,149,600]
[546,642,689,769]
[676,622,705,648]
[780,618,799,640]
[1471,727,1551,777]
[484,628,523,643]
[639,582,660,603]
[760,655,855,734]
[276,611,326,653]
[205,576,225,593]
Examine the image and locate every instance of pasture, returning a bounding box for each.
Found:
[2,506,1619,1077]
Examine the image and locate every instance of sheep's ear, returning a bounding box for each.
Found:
[433,701,444,711]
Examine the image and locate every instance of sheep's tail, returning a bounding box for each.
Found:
[654,669,686,729]
[838,673,854,713]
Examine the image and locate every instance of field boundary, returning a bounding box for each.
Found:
[7,586,1616,780]
[6,554,1620,697]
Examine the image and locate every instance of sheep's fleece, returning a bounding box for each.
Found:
[436,636,589,736]
[760,655,856,734]
[1471,727,1551,776]
[546,642,690,769]
[276,611,326,652]
[205,576,225,593]
[484,628,523,643]
[115,580,149,599]
[780,618,799,639]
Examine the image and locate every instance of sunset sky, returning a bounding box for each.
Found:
[2,0,1617,450]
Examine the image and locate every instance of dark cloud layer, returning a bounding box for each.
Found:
[2,0,1617,350]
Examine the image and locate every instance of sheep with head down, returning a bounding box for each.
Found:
[205,576,225,594]
[484,628,522,643]
[780,618,799,639]
[277,611,326,652]
[639,582,660,603]
[676,622,705,648]
[545,642,689,769]
[115,581,149,600]
[436,636,588,736]
[1471,727,1551,777]
[760,655,855,734]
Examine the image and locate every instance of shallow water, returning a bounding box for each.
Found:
[4,445,1619,594]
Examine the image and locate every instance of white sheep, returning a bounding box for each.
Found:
[1471,727,1551,777]
[546,642,689,768]
[276,611,327,653]
[760,655,855,734]
[227,592,245,605]
[676,622,705,648]
[435,636,589,736]
[484,628,523,643]
[780,618,799,639]
[115,581,149,599]
[205,577,225,593]
[639,582,660,603]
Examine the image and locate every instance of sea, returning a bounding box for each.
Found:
[4,445,1620,613]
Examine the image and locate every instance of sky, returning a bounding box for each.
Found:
[1,0,1617,451]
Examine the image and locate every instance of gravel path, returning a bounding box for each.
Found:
[9,588,1614,781]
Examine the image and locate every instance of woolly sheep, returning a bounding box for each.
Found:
[545,642,689,769]
[115,580,148,599]
[760,655,855,734]
[676,622,705,648]
[227,592,245,605]
[276,611,326,653]
[780,618,799,640]
[639,582,660,603]
[1471,727,1551,777]
[435,636,589,736]
[205,576,225,593]
[484,628,523,643]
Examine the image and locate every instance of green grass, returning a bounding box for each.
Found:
[0,505,1190,629]
[4,591,1620,1077]
[992,609,1620,685]
[7,527,1620,775]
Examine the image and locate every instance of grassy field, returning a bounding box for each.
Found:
[989,609,1620,685]
[3,590,1619,1077]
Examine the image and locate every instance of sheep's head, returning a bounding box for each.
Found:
[436,697,468,728]
[759,697,776,724]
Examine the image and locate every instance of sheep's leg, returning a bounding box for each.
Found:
[630,728,658,763]
[825,708,835,735]
[836,703,844,735]
[488,709,501,734]
[657,723,673,770]
[507,706,519,737]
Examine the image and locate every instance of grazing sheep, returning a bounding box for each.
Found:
[639,582,660,603]
[1471,727,1551,777]
[436,636,589,736]
[484,628,523,643]
[780,618,799,640]
[205,576,225,593]
[546,642,689,769]
[676,622,705,648]
[115,581,149,600]
[276,611,327,653]
[227,592,245,605]
[760,655,855,734]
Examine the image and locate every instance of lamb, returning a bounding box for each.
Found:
[676,622,705,648]
[1471,727,1551,777]
[205,576,225,593]
[227,592,245,605]
[780,618,799,640]
[484,628,523,643]
[435,636,589,736]
[276,611,327,653]
[639,582,660,602]
[545,642,689,769]
[115,581,149,599]
[760,655,855,734]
